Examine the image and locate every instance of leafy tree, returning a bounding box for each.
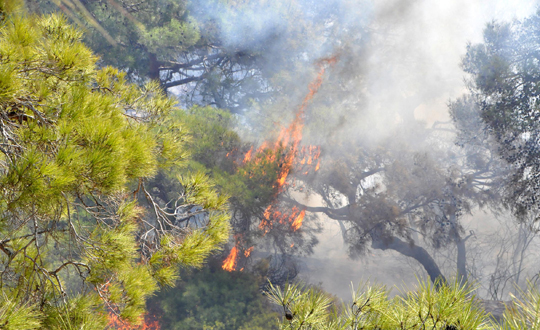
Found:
[27,0,200,83]
[460,11,540,219]
[0,2,230,328]
[147,257,278,330]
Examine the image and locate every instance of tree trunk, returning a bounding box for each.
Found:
[456,235,468,285]
[148,53,161,82]
[371,235,446,286]
[450,213,468,286]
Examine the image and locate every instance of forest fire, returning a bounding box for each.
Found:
[256,56,337,231]
[222,56,338,272]
[258,206,306,232]
[221,242,253,272]
[296,146,322,174]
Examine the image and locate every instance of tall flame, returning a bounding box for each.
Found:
[222,246,238,271]
[222,55,338,272]
[258,56,337,231]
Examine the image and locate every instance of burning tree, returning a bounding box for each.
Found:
[218,57,337,275]
[219,50,505,285]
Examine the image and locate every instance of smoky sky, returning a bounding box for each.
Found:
[188,0,538,130]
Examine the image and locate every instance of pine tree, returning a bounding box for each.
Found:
[0,1,230,328]
[267,279,492,329]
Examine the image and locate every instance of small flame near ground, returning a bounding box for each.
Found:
[222,246,239,272]
[222,55,338,272]
[99,283,160,330]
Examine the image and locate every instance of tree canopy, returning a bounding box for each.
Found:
[460,11,540,219]
[29,0,309,114]
[0,2,230,328]
[267,278,540,330]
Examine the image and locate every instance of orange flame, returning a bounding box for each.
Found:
[243,147,253,163]
[254,56,337,233]
[295,146,322,176]
[222,246,238,271]
[269,57,336,191]
[258,205,273,233]
[291,210,305,231]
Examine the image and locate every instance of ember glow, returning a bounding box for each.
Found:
[244,246,254,257]
[222,246,238,271]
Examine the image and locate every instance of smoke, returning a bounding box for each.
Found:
[188,0,540,298]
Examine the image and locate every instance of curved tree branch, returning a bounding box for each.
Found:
[282,196,350,221]
[371,234,447,285]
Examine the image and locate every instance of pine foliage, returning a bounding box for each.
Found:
[0,2,230,328]
[267,279,495,329]
[269,279,540,329]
